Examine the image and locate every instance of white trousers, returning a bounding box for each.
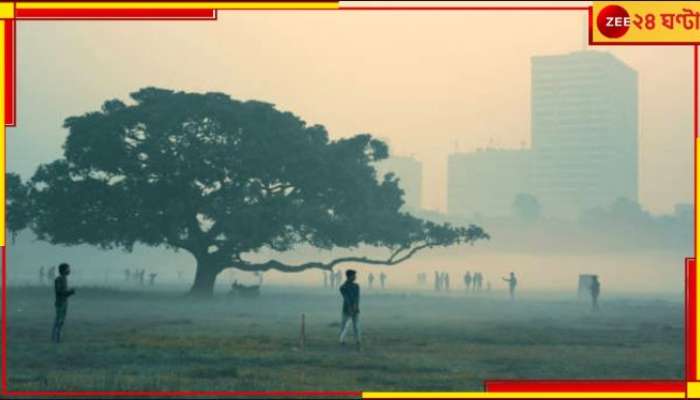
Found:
[339,313,361,343]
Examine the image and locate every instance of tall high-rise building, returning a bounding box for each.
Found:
[531,51,638,218]
[376,155,423,211]
[447,51,638,219]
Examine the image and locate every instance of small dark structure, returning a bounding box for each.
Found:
[230,280,261,298]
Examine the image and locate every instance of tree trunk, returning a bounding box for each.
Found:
[189,258,223,297]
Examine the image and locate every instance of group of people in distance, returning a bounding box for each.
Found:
[335,269,602,348]
[124,268,158,286]
[325,269,389,290]
[367,272,387,289]
[38,265,57,285]
[48,263,601,347]
[434,271,452,291]
[463,271,487,292]
[323,270,344,289]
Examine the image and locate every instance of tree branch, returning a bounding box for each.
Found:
[232,243,433,273]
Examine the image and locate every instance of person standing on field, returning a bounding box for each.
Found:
[502,272,518,301]
[464,271,472,292]
[339,269,361,347]
[52,263,76,343]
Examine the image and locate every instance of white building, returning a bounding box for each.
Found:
[531,51,638,218]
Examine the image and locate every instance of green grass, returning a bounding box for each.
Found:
[4,285,684,392]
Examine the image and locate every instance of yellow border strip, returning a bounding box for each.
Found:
[16,2,338,10]
[0,4,13,19]
[689,381,700,398]
[363,392,685,399]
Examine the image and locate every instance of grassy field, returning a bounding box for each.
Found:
[4,284,684,393]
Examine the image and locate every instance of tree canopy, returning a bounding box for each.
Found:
[10,88,489,295]
[7,172,32,243]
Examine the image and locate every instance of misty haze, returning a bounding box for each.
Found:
[5,6,689,393]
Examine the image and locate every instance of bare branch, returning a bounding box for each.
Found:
[232,243,433,273]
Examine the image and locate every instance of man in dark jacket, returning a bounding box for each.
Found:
[52,263,76,343]
[339,269,361,345]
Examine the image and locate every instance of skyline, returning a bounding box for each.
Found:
[9,7,693,214]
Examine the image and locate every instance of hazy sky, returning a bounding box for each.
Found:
[8,1,693,214]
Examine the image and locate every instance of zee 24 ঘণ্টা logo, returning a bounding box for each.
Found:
[596,3,700,40]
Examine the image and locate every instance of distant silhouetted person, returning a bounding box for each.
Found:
[48,265,57,282]
[339,269,361,346]
[138,269,146,286]
[148,272,157,286]
[502,272,517,301]
[52,263,75,343]
[368,273,375,289]
[39,266,46,285]
[591,276,600,311]
[434,271,441,291]
[464,271,472,291]
[474,272,483,292]
[443,272,450,291]
[380,272,387,289]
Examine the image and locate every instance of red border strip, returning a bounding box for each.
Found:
[484,380,686,393]
[16,9,217,20]
[688,258,697,381]
[4,19,14,127]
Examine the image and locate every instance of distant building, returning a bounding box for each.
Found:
[448,51,638,219]
[531,51,638,218]
[376,155,422,211]
[448,148,532,217]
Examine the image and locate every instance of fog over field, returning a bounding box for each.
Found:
[3,1,692,392]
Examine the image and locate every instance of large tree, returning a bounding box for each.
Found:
[7,172,32,243]
[21,88,488,295]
